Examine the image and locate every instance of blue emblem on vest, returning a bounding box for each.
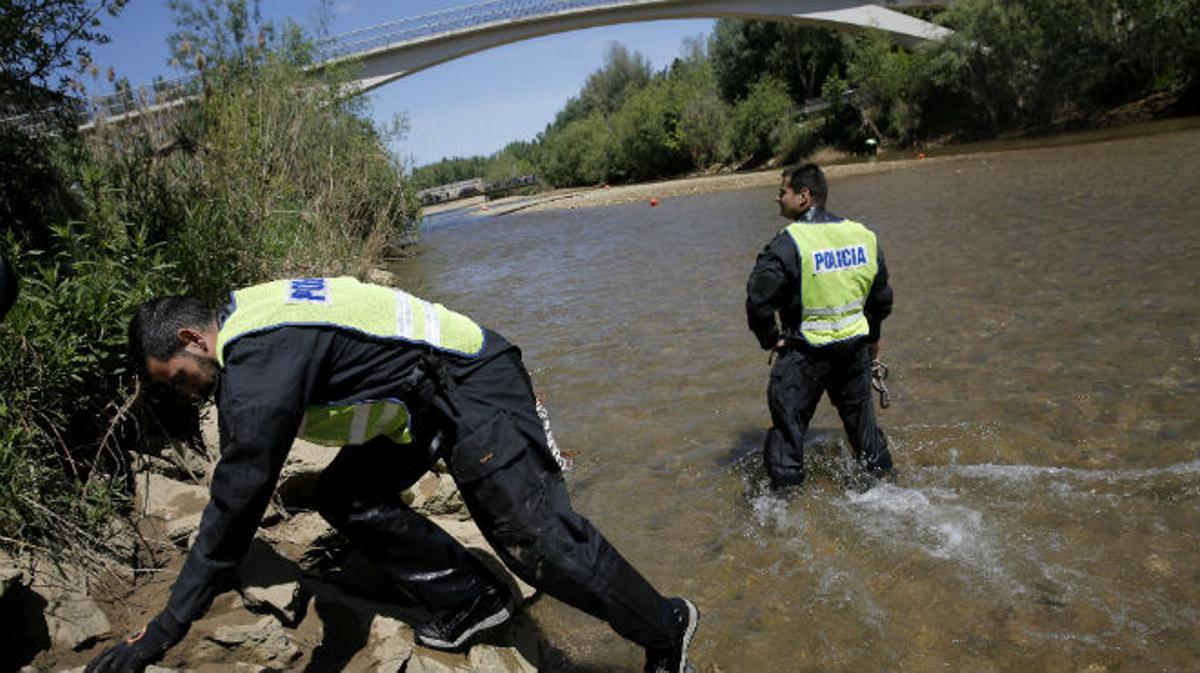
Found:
[812,245,868,274]
[286,278,329,303]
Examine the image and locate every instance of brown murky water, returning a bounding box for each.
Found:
[393,123,1200,672]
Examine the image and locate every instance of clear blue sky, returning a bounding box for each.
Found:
[81,1,714,167]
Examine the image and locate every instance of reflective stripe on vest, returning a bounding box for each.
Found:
[216,277,485,447]
[784,219,878,346]
[297,399,412,447]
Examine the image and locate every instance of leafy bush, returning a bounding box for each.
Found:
[536,113,614,187]
[0,162,179,544]
[483,141,537,185]
[918,0,1200,134]
[818,74,869,152]
[668,43,732,169]
[846,31,932,143]
[86,54,419,303]
[608,81,690,182]
[730,75,795,164]
[710,19,850,104]
[550,42,653,131]
[1,3,420,549]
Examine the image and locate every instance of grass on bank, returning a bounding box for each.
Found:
[0,22,421,555]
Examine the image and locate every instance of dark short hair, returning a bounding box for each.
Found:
[781,163,828,206]
[127,296,215,378]
[0,253,17,322]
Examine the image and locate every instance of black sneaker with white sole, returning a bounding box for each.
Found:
[644,597,700,673]
[415,584,513,651]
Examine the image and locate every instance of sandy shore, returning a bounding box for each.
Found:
[420,116,1200,218]
[428,154,958,219]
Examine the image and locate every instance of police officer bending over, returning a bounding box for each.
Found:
[88,277,698,673]
[746,163,895,490]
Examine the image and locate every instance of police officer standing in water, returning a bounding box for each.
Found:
[88,277,698,673]
[746,163,895,490]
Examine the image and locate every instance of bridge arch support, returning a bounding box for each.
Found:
[338,1,950,93]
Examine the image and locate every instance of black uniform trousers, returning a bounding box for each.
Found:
[315,349,678,650]
[764,342,892,488]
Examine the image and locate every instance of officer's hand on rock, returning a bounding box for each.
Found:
[86,619,177,673]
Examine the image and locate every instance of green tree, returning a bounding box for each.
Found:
[710,19,850,104]
[0,0,128,99]
[845,30,932,143]
[667,36,732,168]
[410,156,489,191]
[536,112,613,187]
[484,140,537,184]
[2,0,128,246]
[551,42,652,129]
[608,79,689,182]
[730,75,795,164]
[925,0,1200,134]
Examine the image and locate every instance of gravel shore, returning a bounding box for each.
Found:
[475,155,953,215]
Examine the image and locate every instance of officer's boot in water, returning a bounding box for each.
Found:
[643,597,700,673]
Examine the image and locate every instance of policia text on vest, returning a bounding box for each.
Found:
[746,163,896,489]
[93,276,699,673]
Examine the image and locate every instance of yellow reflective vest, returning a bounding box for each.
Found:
[783,219,878,346]
[216,277,485,447]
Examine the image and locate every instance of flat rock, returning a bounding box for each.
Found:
[261,511,334,550]
[405,642,537,673]
[364,615,414,672]
[275,439,338,508]
[205,615,301,666]
[17,554,111,652]
[367,268,398,286]
[43,591,111,651]
[134,471,208,543]
[408,472,469,520]
[0,565,23,599]
[469,643,539,673]
[237,540,308,626]
[406,649,474,673]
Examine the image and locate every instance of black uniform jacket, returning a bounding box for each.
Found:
[163,313,516,627]
[746,206,893,352]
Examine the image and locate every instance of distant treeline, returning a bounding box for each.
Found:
[412,0,1200,190]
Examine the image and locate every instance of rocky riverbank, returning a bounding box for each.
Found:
[3,409,540,673]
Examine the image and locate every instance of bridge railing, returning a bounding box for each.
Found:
[326,0,648,59]
[61,0,645,128]
[85,74,205,123]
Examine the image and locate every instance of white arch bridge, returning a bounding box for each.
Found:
[80,0,949,127]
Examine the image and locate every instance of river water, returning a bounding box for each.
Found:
[392,123,1200,672]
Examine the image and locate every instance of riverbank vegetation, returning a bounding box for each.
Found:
[417,0,1200,189]
[0,0,420,551]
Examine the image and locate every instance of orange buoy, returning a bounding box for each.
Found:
[650,198,659,207]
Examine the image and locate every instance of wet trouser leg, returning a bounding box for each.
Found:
[827,347,892,476]
[314,436,503,613]
[442,350,678,650]
[765,348,826,488]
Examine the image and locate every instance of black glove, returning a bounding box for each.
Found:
[86,611,186,673]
